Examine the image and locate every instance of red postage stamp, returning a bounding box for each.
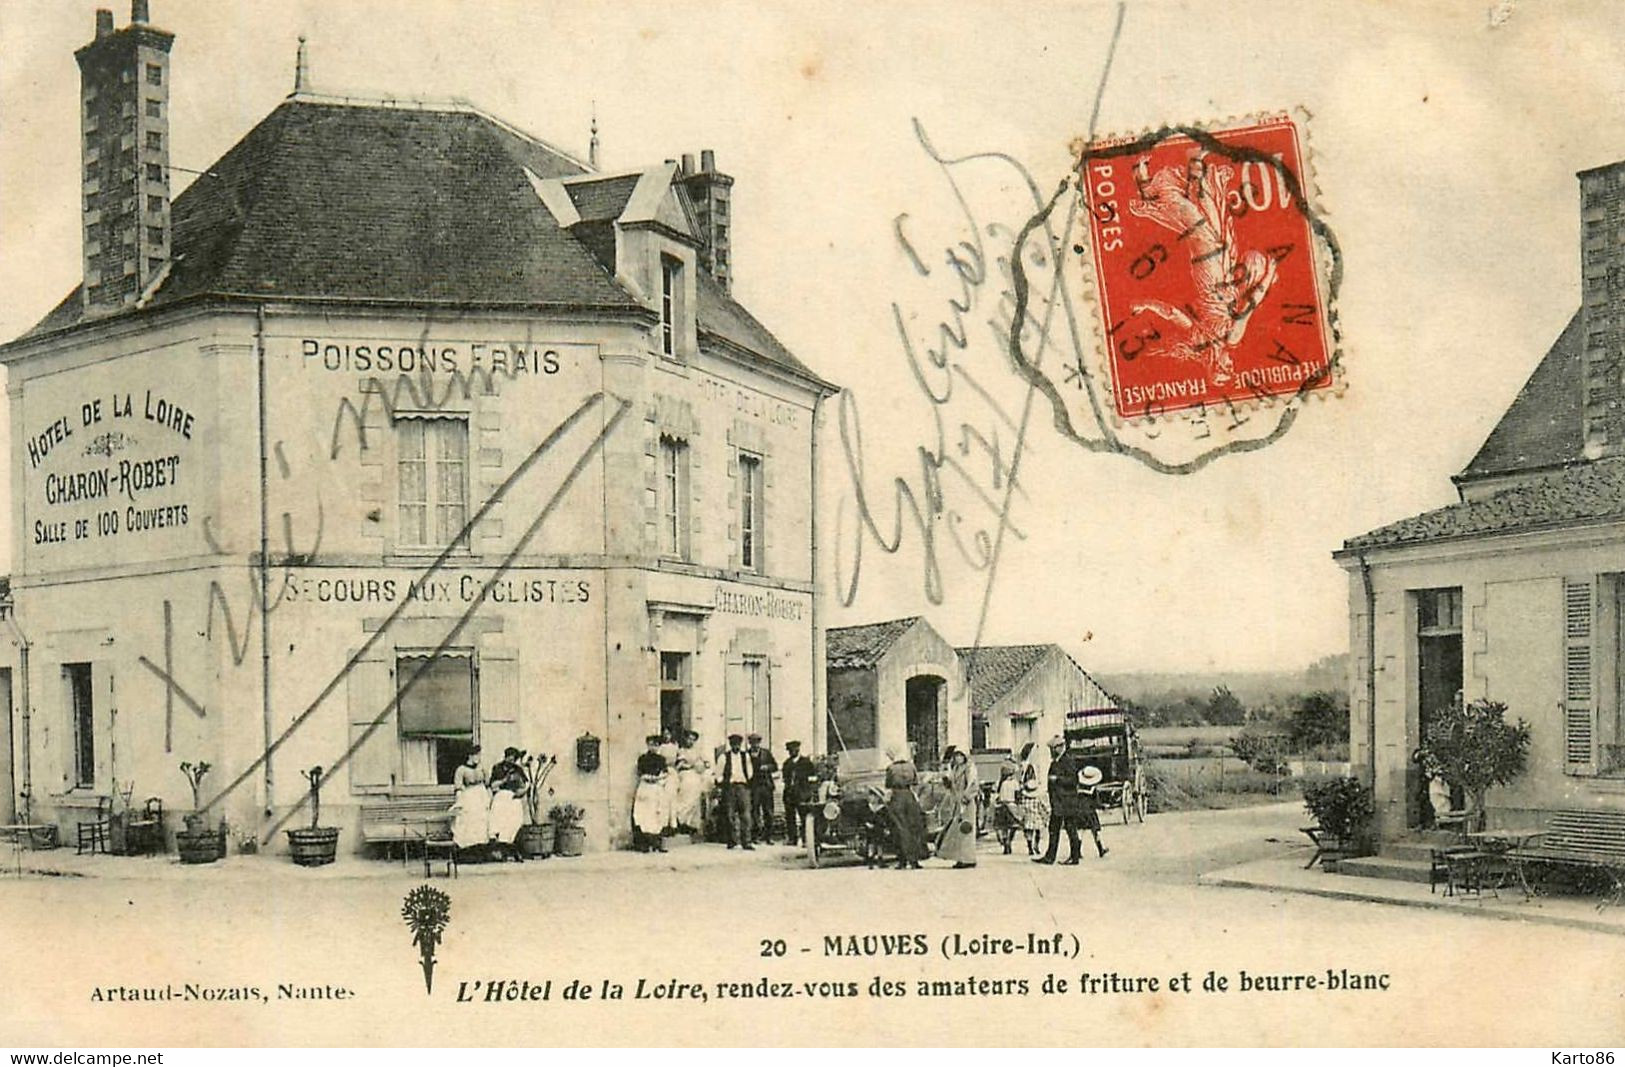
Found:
[1077,115,1333,419]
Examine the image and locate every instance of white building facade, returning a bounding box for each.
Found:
[0,5,836,853]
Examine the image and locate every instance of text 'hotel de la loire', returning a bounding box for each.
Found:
[0,2,840,851]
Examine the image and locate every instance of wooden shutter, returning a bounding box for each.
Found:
[479,646,519,757]
[725,659,747,736]
[1564,577,1596,775]
[346,649,397,791]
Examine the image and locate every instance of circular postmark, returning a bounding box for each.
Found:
[1008,111,1343,475]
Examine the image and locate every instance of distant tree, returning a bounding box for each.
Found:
[1416,697,1531,830]
[1230,725,1290,779]
[1288,690,1349,750]
[1206,684,1246,726]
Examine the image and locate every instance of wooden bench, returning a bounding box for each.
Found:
[1510,809,1625,910]
[360,795,457,865]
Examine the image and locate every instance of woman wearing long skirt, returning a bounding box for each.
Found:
[486,746,528,861]
[673,731,709,834]
[883,753,926,869]
[632,735,670,852]
[450,748,491,855]
[935,747,978,868]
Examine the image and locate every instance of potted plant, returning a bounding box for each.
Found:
[1302,777,1376,858]
[176,761,221,864]
[550,801,586,857]
[1417,697,1531,833]
[515,753,558,859]
[285,765,341,866]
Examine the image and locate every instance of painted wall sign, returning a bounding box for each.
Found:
[279,571,593,607]
[26,387,197,549]
[712,585,804,621]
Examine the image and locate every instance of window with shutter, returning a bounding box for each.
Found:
[1564,576,1596,775]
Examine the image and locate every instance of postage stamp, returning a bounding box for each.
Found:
[1075,114,1335,419]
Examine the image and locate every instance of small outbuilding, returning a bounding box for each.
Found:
[958,644,1119,758]
[824,617,969,768]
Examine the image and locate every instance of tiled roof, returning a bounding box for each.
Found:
[695,270,821,381]
[955,645,1054,715]
[565,174,642,223]
[1458,311,1585,482]
[22,100,631,340]
[10,98,832,389]
[1341,455,1625,552]
[826,617,923,669]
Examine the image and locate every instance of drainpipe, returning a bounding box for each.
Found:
[5,607,30,819]
[809,391,825,753]
[1358,553,1377,789]
[256,305,273,827]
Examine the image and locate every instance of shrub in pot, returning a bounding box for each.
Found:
[175,761,221,864]
[1416,697,1531,833]
[550,802,586,857]
[515,753,559,858]
[1302,777,1376,856]
[286,765,341,867]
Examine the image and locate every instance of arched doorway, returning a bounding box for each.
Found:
[905,674,945,768]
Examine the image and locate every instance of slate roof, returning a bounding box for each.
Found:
[826,617,923,669]
[10,97,831,389]
[955,645,1054,715]
[565,174,642,223]
[1457,311,1585,482]
[1340,455,1625,552]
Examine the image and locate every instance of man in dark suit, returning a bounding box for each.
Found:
[746,733,778,843]
[717,733,755,850]
[1033,735,1084,865]
[780,741,817,846]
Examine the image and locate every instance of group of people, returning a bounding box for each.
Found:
[450,746,532,861]
[452,727,1112,865]
[876,745,981,870]
[630,729,713,851]
[871,738,1106,870]
[991,736,1109,864]
[633,730,820,852]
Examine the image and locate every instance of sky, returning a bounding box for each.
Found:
[2,0,1622,675]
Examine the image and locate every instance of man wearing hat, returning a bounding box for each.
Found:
[1034,735,1085,865]
[746,733,778,843]
[780,741,817,846]
[716,733,755,850]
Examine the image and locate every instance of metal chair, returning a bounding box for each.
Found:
[75,797,111,855]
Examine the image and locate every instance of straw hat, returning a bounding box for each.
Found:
[1080,766,1104,787]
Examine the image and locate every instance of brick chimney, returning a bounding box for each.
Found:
[677,149,734,293]
[1579,160,1625,458]
[75,1,173,315]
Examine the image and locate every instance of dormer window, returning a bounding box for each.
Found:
[660,254,682,358]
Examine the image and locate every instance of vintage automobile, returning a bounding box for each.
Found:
[800,748,949,867]
[1063,708,1146,823]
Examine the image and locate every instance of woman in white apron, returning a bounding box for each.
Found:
[486,746,528,861]
[450,747,491,853]
[632,735,671,852]
[673,730,709,834]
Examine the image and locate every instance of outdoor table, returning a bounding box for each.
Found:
[1467,826,1544,899]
